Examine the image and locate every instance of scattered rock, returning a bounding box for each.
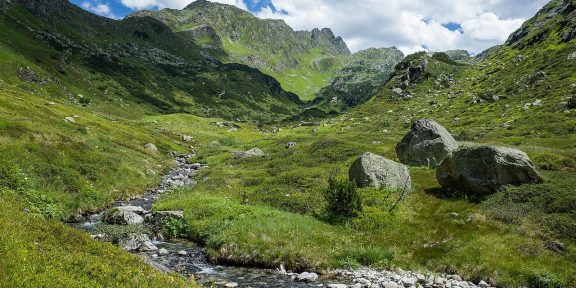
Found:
[144,143,158,153]
[177,250,188,256]
[102,209,144,225]
[286,142,297,149]
[233,147,265,159]
[437,146,542,195]
[349,152,412,190]
[118,233,150,251]
[393,87,403,95]
[568,51,576,60]
[396,119,458,167]
[64,116,75,123]
[158,248,169,256]
[181,135,193,142]
[327,284,347,288]
[295,272,318,283]
[478,280,489,288]
[224,283,239,288]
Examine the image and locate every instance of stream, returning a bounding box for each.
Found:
[72,154,350,288]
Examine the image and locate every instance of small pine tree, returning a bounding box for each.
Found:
[324,176,362,216]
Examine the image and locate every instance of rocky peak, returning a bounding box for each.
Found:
[185,0,210,10]
[310,27,350,55]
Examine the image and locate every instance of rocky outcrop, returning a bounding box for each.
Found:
[349,152,411,190]
[396,119,459,167]
[437,146,542,195]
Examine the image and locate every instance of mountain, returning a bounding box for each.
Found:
[130,0,403,107]
[0,0,304,123]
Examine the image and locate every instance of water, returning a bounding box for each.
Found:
[72,155,349,288]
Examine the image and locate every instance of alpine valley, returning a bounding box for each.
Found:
[0,0,575,287]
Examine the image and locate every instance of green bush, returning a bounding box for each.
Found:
[324,177,362,217]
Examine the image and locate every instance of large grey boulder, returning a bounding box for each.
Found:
[396,119,458,167]
[295,272,318,283]
[349,152,412,190]
[102,209,144,225]
[437,146,542,195]
[233,147,265,159]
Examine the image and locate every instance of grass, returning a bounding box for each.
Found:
[148,112,576,286]
[0,193,193,288]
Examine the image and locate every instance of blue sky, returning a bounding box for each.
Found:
[72,0,549,54]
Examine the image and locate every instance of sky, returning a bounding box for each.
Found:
[70,0,550,55]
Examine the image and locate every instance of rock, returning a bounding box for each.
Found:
[437,146,542,196]
[118,233,150,251]
[286,142,297,149]
[396,119,458,167]
[545,241,566,253]
[449,275,463,281]
[401,277,416,287]
[478,280,489,288]
[177,250,188,256]
[102,209,144,225]
[381,281,399,288]
[301,121,321,127]
[64,116,75,123]
[158,248,169,256]
[116,206,145,214]
[393,87,403,95]
[295,272,318,282]
[568,51,576,60]
[139,241,158,252]
[349,152,412,190]
[233,147,265,159]
[181,135,193,142]
[144,143,158,152]
[224,283,238,288]
[327,284,348,288]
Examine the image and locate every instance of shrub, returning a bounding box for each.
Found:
[324,177,362,217]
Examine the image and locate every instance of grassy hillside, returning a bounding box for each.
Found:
[2,0,304,123]
[130,1,403,106]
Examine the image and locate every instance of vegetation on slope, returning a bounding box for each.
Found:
[130,0,404,107]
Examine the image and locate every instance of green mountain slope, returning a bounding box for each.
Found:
[130,0,403,106]
[1,0,304,123]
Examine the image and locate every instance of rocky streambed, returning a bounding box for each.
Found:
[71,154,493,288]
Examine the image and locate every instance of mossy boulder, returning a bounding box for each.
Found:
[349,152,411,190]
[396,119,458,167]
[437,146,542,196]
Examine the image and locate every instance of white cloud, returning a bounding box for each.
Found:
[254,0,549,54]
[81,1,119,19]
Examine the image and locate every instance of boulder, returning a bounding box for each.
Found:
[295,272,318,283]
[437,146,541,195]
[102,209,144,225]
[144,143,158,152]
[349,152,412,190]
[181,135,193,142]
[233,148,265,159]
[118,233,150,251]
[139,240,158,252]
[286,142,297,149]
[396,119,458,167]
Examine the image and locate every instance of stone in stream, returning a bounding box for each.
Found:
[118,233,151,251]
[158,248,169,256]
[295,272,318,282]
[437,145,541,196]
[327,284,347,288]
[177,250,188,256]
[102,209,144,225]
[224,283,239,288]
[395,119,458,167]
[139,241,158,252]
[116,206,146,214]
[349,152,412,190]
